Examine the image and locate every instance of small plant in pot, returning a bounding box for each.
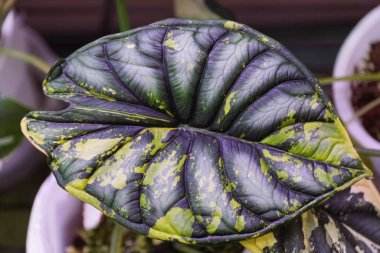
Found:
[21,16,380,253]
[332,5,380,190]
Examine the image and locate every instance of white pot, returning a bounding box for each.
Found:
[26,174,82,253]
[333,5,380,187]
[27,174,103,253]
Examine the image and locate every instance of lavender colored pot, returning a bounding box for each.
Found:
[332,5,380,188]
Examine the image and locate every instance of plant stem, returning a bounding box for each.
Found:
[318,72,380,85]
[355,147,380,157]
[347,96,380,124]
[0,46,50,74]
[115,0,130,32]
[110,223,124,253]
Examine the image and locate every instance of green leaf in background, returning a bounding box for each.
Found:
[21,19,371,246]
[241,179,380,252]
[0,96,29,158]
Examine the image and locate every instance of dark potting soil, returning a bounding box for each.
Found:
[351,41,380,141]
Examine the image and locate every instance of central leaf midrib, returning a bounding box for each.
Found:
[74,106,173,123]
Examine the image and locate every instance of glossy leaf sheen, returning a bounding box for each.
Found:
[21,19,371,245]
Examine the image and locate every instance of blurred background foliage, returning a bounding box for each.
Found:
[11,0,378,71]
[0,96,28,158]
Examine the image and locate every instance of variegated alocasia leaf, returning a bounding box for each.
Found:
[21,19,372,245]
[241,179,380,253]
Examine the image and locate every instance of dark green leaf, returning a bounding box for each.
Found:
[0,96,29,158]
[21,19,371,245]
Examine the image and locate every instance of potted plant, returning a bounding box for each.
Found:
[332,5,380,189]
[22,17,380,252]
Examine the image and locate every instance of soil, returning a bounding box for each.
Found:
[351,41,380,141]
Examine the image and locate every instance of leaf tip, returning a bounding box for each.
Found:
[20,115,48,156]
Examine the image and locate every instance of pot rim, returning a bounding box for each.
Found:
[332,5,380,150]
